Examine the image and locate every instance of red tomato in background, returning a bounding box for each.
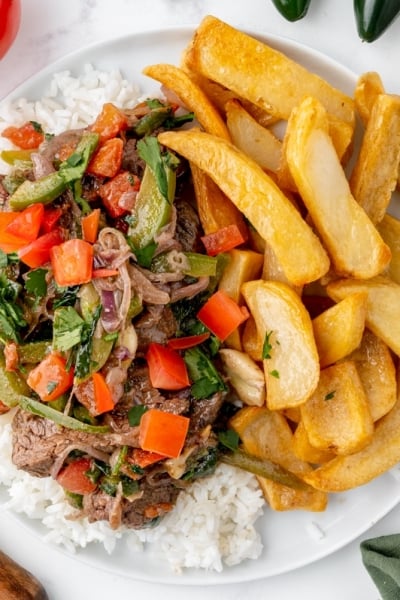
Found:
[0,0,21,59]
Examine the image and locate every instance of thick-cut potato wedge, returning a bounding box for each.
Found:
[262,243,303,295]
[300,361,374,456]
[241,280,320,410]
[349,93,400,224]
[286,96,391,279]
[218,249,264,304]
[346,329,397,422]
[303,388,400,492]
[312,292,368,367]
[354,71,385,127]
[182,68,279,128]
[143,63,230,141]
[230,406,327,511]
[293,420,336,464]
[182,16,354,127]
[241,315,263,362]
[327,276,400,357]
[225,99,282,173]
[219,349,266,406]
[158,130,330,286]
[376,213,400,284]
[190,163,248,237]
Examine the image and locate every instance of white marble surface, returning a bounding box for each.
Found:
[1,0,400,598]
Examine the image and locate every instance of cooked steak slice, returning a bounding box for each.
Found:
[126,363,189,414]
[190,392,225,431]
[135,305,178,354]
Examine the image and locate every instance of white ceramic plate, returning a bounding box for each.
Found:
[1,26,400,586]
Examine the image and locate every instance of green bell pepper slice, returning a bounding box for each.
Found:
[128,163,176,249]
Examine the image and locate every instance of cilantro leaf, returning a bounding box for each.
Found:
[73,305,102,381]
[184,346,227,399]
[53,307,85,352]
[24,268,48,298]
[128,405,148,426]
[218,429,240,452]
[262,330,273,359]
[137,137,179,202]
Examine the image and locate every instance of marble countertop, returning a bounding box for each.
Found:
[1,1,399,598]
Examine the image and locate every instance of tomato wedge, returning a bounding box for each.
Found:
[87,137,123,178]
[167,333,210,350]
[92,371,114,415]
[90,103,128,143]
[50,238,93,287]
[139,408,190,459]
[2,121,44,149]
[6,203,44,242]
[18,228,64,268]
[197,290,250,341]
[201,224,247,256]
[146,342,190,390]
[56,457,97,495]
[27,352,74,402]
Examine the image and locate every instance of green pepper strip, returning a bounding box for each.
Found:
[354,0,400,42]
[8,131,99,210]
[271,0,312,22]
[221,448,314,491]
[18,395,109,433]
[184,252,218,278]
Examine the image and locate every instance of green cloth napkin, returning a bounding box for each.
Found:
[361,534,400,599]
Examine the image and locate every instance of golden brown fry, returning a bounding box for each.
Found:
[376,213,400,284]
[190,163,248,237]
[218,249,264,304]
[293,420,336,464]
[349,93,400,224]
[225,99,282,173]
[300,361,374,455]
[327,276,400,357]
[241,280,320,410]
[143,63,230,140]
[241,316,264,362]
[303,389,400,492]
[346,329,397,422]
[354,71,385,127]
[286,96,391,278]
[183,16,354,127]
[158,129,330,286]
[312,292,368,367]
[230,406,327,511]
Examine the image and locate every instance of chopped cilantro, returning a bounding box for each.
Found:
[46,381,58,395]
[262,330,274,359]
[137,136,179,203]
[184,346,227,399]
[53,307,85,352]
[218,429,240,452]
[325,391,336,401]
[24,268,48,298]
[270,369,280,379]
[30,120,43,133]
[128,405,148,426]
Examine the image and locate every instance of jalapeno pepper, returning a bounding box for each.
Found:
[271,0,311,21]
[354,0,400,42]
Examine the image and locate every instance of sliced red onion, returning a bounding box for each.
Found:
[101,289,120,333]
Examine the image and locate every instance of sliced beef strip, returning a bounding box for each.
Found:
[125,363,190,415]
[121,138,146,178]
[189,392,225,431]
[11,410,137,477]
[174,196,202,253]
[82,479,180,529]
[134,305,178,355]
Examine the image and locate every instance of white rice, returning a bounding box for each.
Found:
[0,65,265,572]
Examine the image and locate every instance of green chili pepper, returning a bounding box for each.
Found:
[354,0,400,42]
[134,106,173,136]
[271,0,311,21]
[17,340,51,364]
[59,131,99,182]
[221,448,314,491]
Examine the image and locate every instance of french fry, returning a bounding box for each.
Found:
[230,406,327,511]
[293,420,336,464]
[349,93,400,224]
[190,163,248,237]
[219,349,266,406]
[241,280,320,410]
[182,16,354,128]
[376,213,400,284]
[312,292,368,367]
[225,99,282,173]
[286,96,391,278]
[345,329,397,422]
[327,276,400,357]
[218,249,264,304]
[158,129,330,286]
[142,63,230,140]
[300,361,374,455]
[303,387,400,493]
[354,71,385,127]
[241,316,264,362]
